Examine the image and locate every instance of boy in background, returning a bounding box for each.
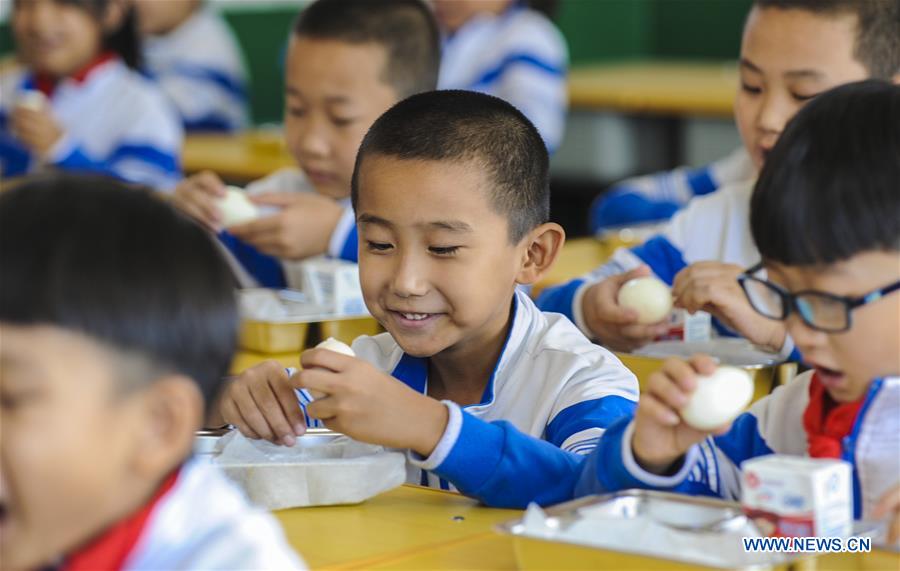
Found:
[538,0,900,355]
[0,175,304,569]
[172,0,440,288]
[135,0,249,132]
[434,0,568,152]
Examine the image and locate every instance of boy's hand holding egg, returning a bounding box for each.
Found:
[581,266,671,352]
[631,355,753,475]
[672,262,787,352]
[226,191,344,260]
[12,91,63,156]
[296,346,448,457]
[172,171,229,230]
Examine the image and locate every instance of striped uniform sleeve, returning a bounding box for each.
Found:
[588,165,718,232]
[285,367,326,429]
[574,385,806,500]
[469,16,567,152]
[543,350,639,455]
[416,403,588,508]
[152,62,248,133]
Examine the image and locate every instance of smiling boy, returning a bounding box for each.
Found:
[222,90,639,507]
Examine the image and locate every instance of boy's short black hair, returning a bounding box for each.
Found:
[752,0,900,79]
[0,175,238,407]
[293,0,440,98]
[351,90,550,243]
[751,80,900,265]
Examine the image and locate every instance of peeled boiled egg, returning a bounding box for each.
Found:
[680,366,754,430]
[617,277,673,324]
[315,337,355,357]
[218,186,259,228]
[308,338,355,399]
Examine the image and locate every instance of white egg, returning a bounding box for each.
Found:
[315,337,355,357]
[680,366,754,430]
[218,186,259,228]
[17,90,47,112]
[308,338,355,399]
[617,277,673,324]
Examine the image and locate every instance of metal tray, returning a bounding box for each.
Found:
[496,490,808,570]
[617,339,798,404]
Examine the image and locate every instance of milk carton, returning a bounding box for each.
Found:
[294,257,366,316]
[741,455,852,538]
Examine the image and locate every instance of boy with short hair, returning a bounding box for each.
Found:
[0,175,304,569]
[135,0,249,132]
[538,0,900,354]
[222,90,639,507]
[576,80,900,543]
[172,0,440,287]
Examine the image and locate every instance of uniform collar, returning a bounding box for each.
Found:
[31,52,118,97]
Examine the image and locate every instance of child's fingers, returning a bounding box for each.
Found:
[618,322,670,340]
[300,347,353,372]
[295,367,343,396]
[193,171,226,196]
[248,381,298,445]
[688,353,719,376]
[232,385,279,442]
[305,395,339,422]
[249,191,301,207]
[660,357,700,393]
[646,368,692,410]
[274,374,307,436]
[637,392,681,426]
[220,393,262,440]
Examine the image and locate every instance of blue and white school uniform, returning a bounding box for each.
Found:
[574,373,900,521]
[438,4,568,152]
[589,147,755,232]
[143,8,249,132]
[296,290,639,508]
[536,180,797,358]
[218,168,357,288]
[124,458,305,569]
[0,57,183,190]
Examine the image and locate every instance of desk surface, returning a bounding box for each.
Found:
[275,485,899,570]
[568,60,738,117]
[274,485,519,569]
[182,131,295,183]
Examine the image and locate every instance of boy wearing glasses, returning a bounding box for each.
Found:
[571,81,900,543]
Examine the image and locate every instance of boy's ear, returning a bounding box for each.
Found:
[515,222,565,286]
[129,376,203,477]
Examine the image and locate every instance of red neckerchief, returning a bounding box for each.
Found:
[802,372,865,459]
[34,52,117,97]
[62,469,180,571]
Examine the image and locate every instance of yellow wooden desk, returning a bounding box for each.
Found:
[273,485,520,570]
[568,60,738,118]
[273,485,898,570]
[532,237,607,298]
[182,131,295,183]
[531,231,644,298]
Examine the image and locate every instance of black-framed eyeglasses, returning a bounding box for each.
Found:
[737,262,900,333]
